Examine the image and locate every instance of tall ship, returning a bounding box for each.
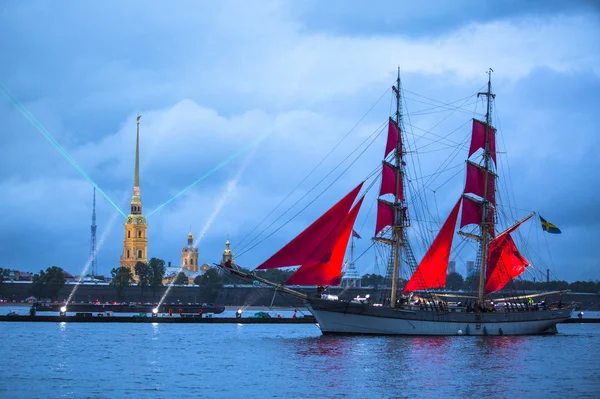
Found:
[223,70,574,336]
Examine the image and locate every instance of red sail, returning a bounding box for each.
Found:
[375,199,394,236]
[469,119,497,165]
[403,198,461,293]
[256,182,364,270]
[485,234,529,294]
[286,198,364,286]
[484,215,532,294]
[460,195,495,236]
[465,161,496,206]
[380,161,401,199]
[385,118,400,157]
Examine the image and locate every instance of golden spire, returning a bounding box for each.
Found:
[131,114,142,214]
[134,115,140,191]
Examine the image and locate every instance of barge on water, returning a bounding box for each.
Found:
[0,314,316,324]
[33,302,225,314]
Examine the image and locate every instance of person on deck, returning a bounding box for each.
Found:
[317,286,326,297]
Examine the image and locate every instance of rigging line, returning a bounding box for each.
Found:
[354,242,376,263]
[415,145,468,154]
[413,119,473,152]
[412,89,482,147]
[402,87,484,108]
[404,88,445,250]
[358,195,376,234]
[541,223,556,277]
[0,81,127,217]
[409,99,479,114]
[409,101,480,117]
[433,167,465,192]
[410,132,470,198]
[356,174,381,234]
[494,106,518,220]
[402,96,477,115]
[403,122,466,147]
[236,151,382,261]
[235,87,391,249]
[408,163,464,181]
[402,86,434,247]
[236,121,386,255]
[235,122,385,259]
[405,136,468,225]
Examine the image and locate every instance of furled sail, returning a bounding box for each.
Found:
[469,119,497,165]
[256,182,364,270]
[402,198,462,293]
[484,215,533,294]
[285,197,364,286]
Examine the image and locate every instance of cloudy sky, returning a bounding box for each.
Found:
[1,1,598,281]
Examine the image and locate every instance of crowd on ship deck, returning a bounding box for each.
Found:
[409,297,560,313]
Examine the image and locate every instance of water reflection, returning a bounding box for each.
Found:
[1,324,597,399]
[294,335,351,358]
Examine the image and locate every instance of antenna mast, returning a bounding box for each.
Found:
[90,187,97,277]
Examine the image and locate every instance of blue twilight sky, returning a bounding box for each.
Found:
[0,1,598,281]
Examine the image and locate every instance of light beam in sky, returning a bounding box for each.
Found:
[146,130,269,217]
[0,81,126,217]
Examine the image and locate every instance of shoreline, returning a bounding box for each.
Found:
[0,303,307,311]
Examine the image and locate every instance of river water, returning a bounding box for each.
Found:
[0,320,598,398]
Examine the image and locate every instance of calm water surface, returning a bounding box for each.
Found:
[0,321,598,398]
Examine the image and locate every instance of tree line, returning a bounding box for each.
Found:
[4,265,598,304]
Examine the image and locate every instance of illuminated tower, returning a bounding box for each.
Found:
[222,238,234,265]
[120,115,148,279]
[90,187,97,277]
[181,228,199,272]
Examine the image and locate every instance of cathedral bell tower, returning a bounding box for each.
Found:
[120,115,148,279]
[181,228,199,272]
[222,238,233,265]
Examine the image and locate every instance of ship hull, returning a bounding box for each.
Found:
[307,299,573,336]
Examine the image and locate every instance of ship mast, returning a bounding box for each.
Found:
[390,68,405,307]
[476,69,495,305]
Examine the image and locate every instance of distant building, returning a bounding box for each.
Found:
[4,270,33,281]
[466,261,475,277]
[63,271,76,282]
[341,261,361,288]
[447,261,456,275]
[164,237,232,284]
[181,229,199,273]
